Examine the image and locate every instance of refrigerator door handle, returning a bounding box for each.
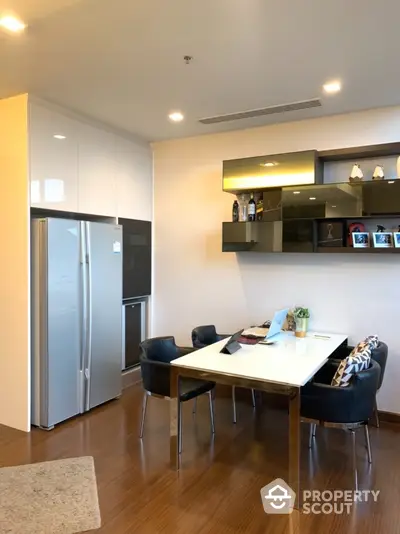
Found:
[79,221,88,413]
[84,221,93,412]
[39,220,50,428]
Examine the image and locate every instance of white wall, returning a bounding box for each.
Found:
[152,106,400,415]
[0,95,30,432]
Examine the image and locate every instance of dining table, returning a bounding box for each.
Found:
[169,330,348,508]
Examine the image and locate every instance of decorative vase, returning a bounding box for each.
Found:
[349,163,363,183]
[295,317,309,338]
[372,165,384,180]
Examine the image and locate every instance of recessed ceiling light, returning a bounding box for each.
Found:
[323,81,341,94]
[260,162,277,167]
[0,15,26,33]
[168,111,184,122]
[309,197,316,200]
[293,191,300,195]
[332,205,337,208]
[53,134,66,140]
[388,180,395,184]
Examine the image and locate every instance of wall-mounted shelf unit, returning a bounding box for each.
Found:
[222,142,400,254]
[223,150,322,193]
[223,142,400,194]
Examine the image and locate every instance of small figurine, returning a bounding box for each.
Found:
[377,225,386,232]
[372,165,385,180]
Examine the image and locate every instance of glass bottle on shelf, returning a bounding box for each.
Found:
[248,193,256,222]
[256,194,264,221]
[232,200,239,222]
[239,194,248,222]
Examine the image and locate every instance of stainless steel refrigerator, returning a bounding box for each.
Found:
[31,218,123,429]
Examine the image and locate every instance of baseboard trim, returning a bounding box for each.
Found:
[122,367,141,389]
[378,410,400,424]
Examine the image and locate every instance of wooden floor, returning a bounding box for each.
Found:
[1,385,400,533]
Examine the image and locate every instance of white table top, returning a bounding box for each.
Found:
[172,331,348,388]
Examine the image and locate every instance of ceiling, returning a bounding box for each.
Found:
[1,0,400,141]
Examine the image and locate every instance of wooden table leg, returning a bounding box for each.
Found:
[170,366,180,470]
[289,387,301,509]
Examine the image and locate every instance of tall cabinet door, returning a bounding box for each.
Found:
[29,102,79,212]
[78,125,117,216]
[86,222,122,410]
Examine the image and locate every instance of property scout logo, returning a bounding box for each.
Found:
[260,478,380,515]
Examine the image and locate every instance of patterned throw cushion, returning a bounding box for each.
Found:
[348,335,379,357]
[331,345,371,387]
[364,335,379,350]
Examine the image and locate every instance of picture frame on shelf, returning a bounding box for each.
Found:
[352,232,370,248]
[393,232,400,248]
[372,232,393,248]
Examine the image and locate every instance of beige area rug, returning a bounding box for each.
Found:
[0,456,101,534]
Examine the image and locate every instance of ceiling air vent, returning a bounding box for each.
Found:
[198,98,321,125]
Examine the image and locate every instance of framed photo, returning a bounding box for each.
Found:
[372,232,393,248]
[352,232,370,248]
[393,232,400,248]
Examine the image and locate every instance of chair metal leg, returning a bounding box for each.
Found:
[232,386,237,424]
[364,424,372,464]
[208,391,215,434]
[374,397,380,428]
[312,425,316,438]
[251,389,256,408]
[351,430,358,491]
[139,392,148,438]
[178,400,183,455]
[192,397,197,414]
[308,423,316,449]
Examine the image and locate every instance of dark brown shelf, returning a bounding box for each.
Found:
[317,247,400,254]
[318,142,400,162]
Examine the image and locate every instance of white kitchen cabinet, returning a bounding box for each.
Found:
[77,124,117,216]
[29,102,79,212]
[115,138,152,221]
[29,100,152,221]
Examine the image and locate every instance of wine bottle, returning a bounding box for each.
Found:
[232,200,239,222]
[248,193,256,222]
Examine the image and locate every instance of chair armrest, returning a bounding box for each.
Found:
[139,356,170,368]
[217,334,231,341]
[312,359,340,384]
[328,345,354,359]
[177,346,198,357]
[140,357,171,397]
[301,381,357,422]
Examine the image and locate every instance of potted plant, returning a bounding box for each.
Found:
[293,307,310,338]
